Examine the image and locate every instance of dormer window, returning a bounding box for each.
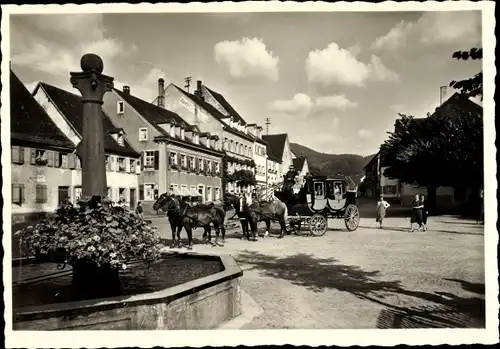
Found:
[117,101,124,114]
[193,133,199,144]
[181,128,185,140]
[170,125,175,137]
[117,135,124,146]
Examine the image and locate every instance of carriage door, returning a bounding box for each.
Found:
[312,182,327,211]
[327,180,346,211]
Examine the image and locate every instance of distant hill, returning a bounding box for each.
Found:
[290,143,375,184]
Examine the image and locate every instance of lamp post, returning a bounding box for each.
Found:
[70,54,114,201]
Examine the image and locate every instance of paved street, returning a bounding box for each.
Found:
[150,204,485,329]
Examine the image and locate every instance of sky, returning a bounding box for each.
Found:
[10,11,482,156]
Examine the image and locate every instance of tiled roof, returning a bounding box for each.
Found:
[39,83,139,158]
[115,88,223,156]
[174,85,255,142]
[292,156,306,171]
[431,92,483,120]
[205,86,247,125]
[10,70,74,149]
[262,133,288,161]
[114,88,189,128]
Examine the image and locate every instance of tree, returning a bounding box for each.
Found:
[450,48,483,100]
[232,169,257,188]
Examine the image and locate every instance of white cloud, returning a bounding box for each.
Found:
[358,129,373,139]
[214,37,279,81]
[369,55,400,82]
[315,94,358,111]
[371,21,414,51]
[371,11,481,52]
[11,14,131,77]
[305,43,399,87]
[269,93,312,115]
[114,68,169,102]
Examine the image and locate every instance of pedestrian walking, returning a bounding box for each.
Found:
[478,188,484,224]
[410,193,423,232]
[376,195,390,228]
[135,201,144,220]
[420,194,428,231]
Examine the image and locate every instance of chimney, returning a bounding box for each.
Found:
[123,86,130,95]
[194,80,204,100]
[439,86,447,105]
[157,78,165,108]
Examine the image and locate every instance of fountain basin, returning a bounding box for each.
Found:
[13,252,243,330]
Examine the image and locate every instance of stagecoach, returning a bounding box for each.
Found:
[273,174,360,236]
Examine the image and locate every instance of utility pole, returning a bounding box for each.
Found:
[265,117,271,135]
[184,77,192,93]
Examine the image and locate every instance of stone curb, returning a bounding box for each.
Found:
[217,289,264,330]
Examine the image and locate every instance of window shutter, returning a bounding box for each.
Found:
[11,146,19,164]
[20,184,25,203]
[54,152,60,168]
[139,185,144,201]
[154,151,160,170]
[12,184,20,204]
[68,154,76,169]
[141,152,145,170]
[47,151,54,167]
[19,147,25,164]
[30,149,36,165]
[43,185,48,202]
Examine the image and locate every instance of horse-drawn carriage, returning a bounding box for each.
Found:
[273,174,360,236]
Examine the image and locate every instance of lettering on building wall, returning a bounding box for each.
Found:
[179,97,195,114]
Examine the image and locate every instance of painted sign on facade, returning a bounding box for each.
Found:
[179,96,195,114]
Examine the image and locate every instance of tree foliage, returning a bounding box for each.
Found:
[232,169,257,187]
[449,48,483,100]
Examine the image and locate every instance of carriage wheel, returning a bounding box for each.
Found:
[309,214,327,236]
[344,204,360,231]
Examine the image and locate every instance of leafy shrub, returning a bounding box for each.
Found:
[15,202,163,269]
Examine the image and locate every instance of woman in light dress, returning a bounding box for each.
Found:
[376,195,391,228]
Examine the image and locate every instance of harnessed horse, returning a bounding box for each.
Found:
[153,193,226,248]
[225,192,289,240]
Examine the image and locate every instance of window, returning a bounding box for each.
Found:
[215,188,220,201]
[188,156,195,170]
[107,187,112,200]
[75,187,82,202]
[144,184,155,201]
[35,184,48,204]
[117,135,124,146]
[207,160,211,173]
[139,128,148,141]
[128,158,134,173]
[56,153,68,168]
[31,149,48,166]
[199,158,204,171]
[224,138,228,150]
[12,184,25,204]
[105,155,111,171]
[198,185,204,196]
[170,127,175,137]
[180,129,185,140]
[11,146,25,164]
[117,101,125,114]
[76,156,82,170]
[144,151,155,170]
[169,152,178,166]
[180,154,187,168]
[118,157,126,172]
[206,187,212,202]
[214,162,220,174]
[193,134,199,144]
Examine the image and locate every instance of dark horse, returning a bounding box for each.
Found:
[153,193,226,248]
[225,193,288,240]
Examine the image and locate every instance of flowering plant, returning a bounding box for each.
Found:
[15,203,163,270]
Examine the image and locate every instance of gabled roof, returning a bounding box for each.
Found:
[430,92,483,120]
[262,133,288,161]
[39,82,139,158]
[173,85,255,142]
[114,88,189,128]
[115,87,223,156]
[10,70,74,149]
[204,86,246,125]
[292,156,306,171]
[363,151,380,170]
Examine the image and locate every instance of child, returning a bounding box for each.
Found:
[135,201,144,220]
[376,196,390,228]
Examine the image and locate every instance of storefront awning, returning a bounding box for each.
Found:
[172,187,182,196]
[181,187,191,197]
[190,188,202,197]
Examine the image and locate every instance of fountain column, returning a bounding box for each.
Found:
[70,54,114,199]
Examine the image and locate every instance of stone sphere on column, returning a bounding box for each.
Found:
[80,53,104,74]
